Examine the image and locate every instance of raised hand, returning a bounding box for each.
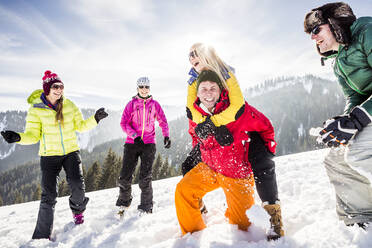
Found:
[94,107,108,123]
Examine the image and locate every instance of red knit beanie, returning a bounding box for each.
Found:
[42,70,63,95]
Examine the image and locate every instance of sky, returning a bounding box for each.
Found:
[0,0,371,111]
[1,149,372,247]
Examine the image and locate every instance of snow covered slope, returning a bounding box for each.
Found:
[0,149,371,248]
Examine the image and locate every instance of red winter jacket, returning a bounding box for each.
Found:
[189,90,276,178]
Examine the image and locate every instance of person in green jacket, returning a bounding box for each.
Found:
[1,70,108,239]
[304,2,372,229]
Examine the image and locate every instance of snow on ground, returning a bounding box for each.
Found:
[1,149,372,248]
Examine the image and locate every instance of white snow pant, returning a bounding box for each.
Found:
[324,124,372,225]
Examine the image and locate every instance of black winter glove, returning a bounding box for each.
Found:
[195,116,216,139]
[319,107,371,147]
[1,130,21,143]
[181,143,202,176]
[215,125,234,146]
[134,136,144,146]
[164,136,171,149]
[94,107,108,123]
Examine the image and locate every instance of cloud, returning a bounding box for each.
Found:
[0,0,364,111]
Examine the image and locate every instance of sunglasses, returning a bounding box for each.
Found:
[138,86,150,89]
[311,25,321,35]
[51,84,64,90]
[188,50,198,59]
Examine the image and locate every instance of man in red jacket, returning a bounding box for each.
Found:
[175,70,277,235]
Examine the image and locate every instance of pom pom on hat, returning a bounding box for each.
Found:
[42,70,63,95]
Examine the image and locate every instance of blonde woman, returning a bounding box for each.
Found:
[183,43,284,239]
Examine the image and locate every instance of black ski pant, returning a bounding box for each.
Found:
[181,132,279,204]
[248,132,278,204]
[32,151,89,239]
[116,143,156,212]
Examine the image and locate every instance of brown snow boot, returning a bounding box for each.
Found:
[199,199,208,214]
[263,202,284,240]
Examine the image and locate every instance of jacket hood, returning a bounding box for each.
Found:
[27,89,43,105]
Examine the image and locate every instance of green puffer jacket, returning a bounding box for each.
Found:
[333,17,372,115]
[18,89,97,156]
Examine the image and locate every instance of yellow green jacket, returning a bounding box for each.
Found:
[186,68,244,126]
[18,89,97,156]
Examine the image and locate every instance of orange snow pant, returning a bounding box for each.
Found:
[175,162,255,235]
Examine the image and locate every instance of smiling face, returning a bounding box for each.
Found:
[197,81,221,112]
[311,24,339,53]
[189,49,206,73]
[46,83,64,104]
[137,86,150,98]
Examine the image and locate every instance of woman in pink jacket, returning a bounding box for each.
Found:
[116,77,171,214]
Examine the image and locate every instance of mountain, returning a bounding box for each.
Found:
[1,74,346,173]
[1,149,371,248]
[243,74,345,155]
[0,105,184,172]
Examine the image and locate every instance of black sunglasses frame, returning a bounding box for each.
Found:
[189,50,198,59]
[51,84,64,90]
[138,86,150,89]
[311,25,321,35]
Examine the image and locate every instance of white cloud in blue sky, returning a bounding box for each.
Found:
[0,0,370,111]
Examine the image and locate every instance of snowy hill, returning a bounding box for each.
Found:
[1,149,371,248]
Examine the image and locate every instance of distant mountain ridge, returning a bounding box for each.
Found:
[0,74,345,172]
[0,105,184,172]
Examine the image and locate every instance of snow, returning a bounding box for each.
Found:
[1,149,372,248]
[302,81,313,94]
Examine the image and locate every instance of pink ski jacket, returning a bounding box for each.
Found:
[120,95,169,144]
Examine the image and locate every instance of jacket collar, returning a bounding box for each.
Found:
[187,65,235,86]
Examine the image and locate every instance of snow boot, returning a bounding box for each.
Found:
[263,202,284,240]
[347,222,369,230]
[73,212,84,225]
[199,199,208,214]
[138,207,152,215]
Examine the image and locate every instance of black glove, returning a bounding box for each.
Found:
[320,107,371,147]
[164,136,171,149]
[195,116,216,139]
[215,125,234,146]
[181,143,202,176]
[134,136,144,146]
[94,107,108,123]
[1,130,21,143]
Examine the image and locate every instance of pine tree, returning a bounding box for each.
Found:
[0,194,3,206]
[32,184,41,201]
[99,148,118,189]
[159,157,170,180]
[85,161,101,192]
[14,191,23,204]
[152,154,162,180]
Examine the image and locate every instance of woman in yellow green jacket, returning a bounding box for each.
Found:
[1,70,108,240]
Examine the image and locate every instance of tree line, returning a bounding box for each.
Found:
[0,148,180,206]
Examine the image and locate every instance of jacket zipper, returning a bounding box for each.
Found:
[148,107,152,125]
[141,100,146,139]
[336,47,367,96]
[58,120,66,155]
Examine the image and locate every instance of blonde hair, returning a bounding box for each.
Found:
[190,43,230,89]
